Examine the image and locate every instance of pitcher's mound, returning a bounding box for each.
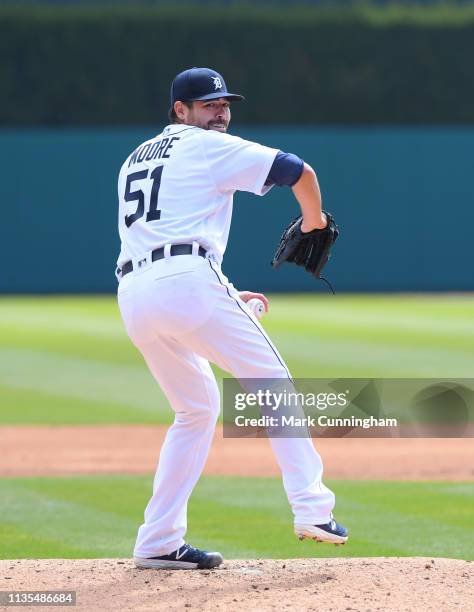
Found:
[1,557,471,611]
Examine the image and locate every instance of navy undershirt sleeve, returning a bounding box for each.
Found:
[265,151,305,187]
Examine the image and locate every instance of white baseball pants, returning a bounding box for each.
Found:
[117,250,335,558]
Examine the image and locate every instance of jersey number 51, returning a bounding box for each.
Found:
[124,166,163,228]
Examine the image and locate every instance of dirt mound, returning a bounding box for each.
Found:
[1,557,471,611]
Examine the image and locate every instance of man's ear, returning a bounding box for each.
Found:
[174,101,186,121]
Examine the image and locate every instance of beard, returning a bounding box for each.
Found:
[206,119,228,132]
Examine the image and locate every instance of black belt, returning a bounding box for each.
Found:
[120,244,207,277]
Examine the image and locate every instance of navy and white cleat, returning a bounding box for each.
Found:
[295,517,348,545]
[134,543,224,570]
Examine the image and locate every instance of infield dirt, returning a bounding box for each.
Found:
[1,425,472,479]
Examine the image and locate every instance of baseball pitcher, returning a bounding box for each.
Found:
[116,67,347,570]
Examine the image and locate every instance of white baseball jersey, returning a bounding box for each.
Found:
[116,124,279,270]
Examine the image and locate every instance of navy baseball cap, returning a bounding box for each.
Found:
[170,67,245,106]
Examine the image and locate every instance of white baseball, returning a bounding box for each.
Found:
[247,298,266,320]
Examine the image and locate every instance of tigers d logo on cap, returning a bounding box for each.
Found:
[212,76,223,90]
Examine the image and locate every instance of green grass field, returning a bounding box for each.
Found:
[0,476,472,560]
[0,295,473,424]
[0,295,472,561]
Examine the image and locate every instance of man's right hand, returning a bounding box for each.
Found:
[301,211,327,233]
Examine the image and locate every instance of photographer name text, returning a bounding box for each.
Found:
[234,415,398,429]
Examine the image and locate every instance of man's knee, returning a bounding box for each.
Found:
[174,388,220,425]
[175,406,219,427]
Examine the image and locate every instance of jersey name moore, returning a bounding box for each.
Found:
[128,136,181,167]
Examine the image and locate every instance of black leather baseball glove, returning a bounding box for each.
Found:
[271,211,339,281]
